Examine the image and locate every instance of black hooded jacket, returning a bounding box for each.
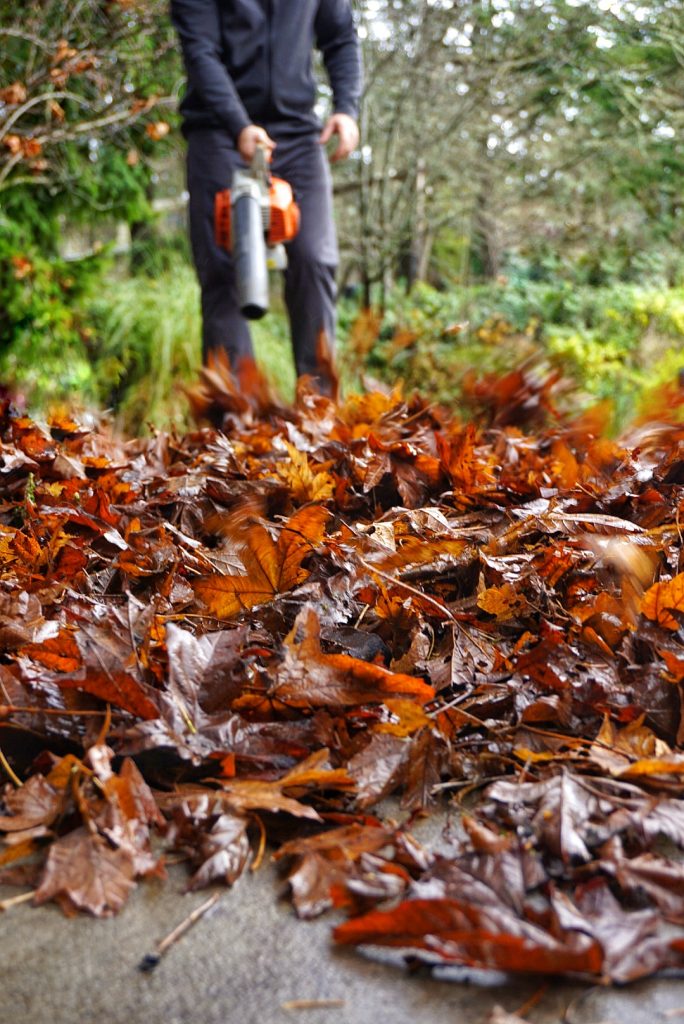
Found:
[170,0,362,139]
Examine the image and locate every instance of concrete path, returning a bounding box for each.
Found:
[2,854,684,1024]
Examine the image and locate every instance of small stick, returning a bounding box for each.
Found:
[250,813,266,872]
[0,890,34,912]
[281,999,345,1011]
[356,555,457,622]
[138,891,221,972]
[0,705,109,717]
[95,704,112,747]
[515,984,549,1018]
[0,745,22,787]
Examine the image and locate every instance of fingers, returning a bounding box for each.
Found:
[321,114,360,162]
[258,128,277,159]
[237,124,277,162]
[329,128,356,162]
[319,118,335,145]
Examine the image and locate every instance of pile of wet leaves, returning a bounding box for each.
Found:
[2,359,684,983]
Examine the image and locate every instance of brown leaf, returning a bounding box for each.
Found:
[34,829,136,915]
[0,774,61,832]
[274,822,393,862]
[347,733,410,809]
[187,813,251,890]
[272,608,435,708]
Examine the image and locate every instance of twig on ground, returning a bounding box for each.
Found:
[281,999,346,1011]
[137,891,222,972]
[0,890,34,912]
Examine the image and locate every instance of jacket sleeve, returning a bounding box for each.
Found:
[314,0,363,121]
[169,0,251,140]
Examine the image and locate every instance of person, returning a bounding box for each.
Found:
[170,0,362,393]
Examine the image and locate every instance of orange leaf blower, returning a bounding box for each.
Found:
[215,145,300,320]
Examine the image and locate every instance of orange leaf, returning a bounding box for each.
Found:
[0,82,27,105]
[194,505,329,619]
[477,583,528,621]
[641,574,684,630]
[333,898,603,976]
[659,648,684,682]
[145,121,170,141]
[56,670,159,720]
[275,443,335,503]
[22,630,82,673]
[376,699,432,737]
[272,608,435,708]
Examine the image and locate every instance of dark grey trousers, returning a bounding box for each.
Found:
[186,129,338,383]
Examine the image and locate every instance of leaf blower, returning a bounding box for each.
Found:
[214,145,300,320]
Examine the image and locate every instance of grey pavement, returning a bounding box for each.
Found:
[2,850,684,1024]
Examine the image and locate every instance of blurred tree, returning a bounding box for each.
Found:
[337,0,684,293]
[0,0,178,239]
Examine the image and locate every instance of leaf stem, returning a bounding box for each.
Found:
[0,745,22,787]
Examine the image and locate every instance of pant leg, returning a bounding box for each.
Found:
[186,129,254,366]
[272,135,338,389]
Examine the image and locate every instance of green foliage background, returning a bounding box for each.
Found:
[1,0,683,432]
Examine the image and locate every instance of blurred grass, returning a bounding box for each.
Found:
[4,248,684,434]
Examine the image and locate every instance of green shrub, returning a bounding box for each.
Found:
[0,218,106,407]
[341,279,684,427]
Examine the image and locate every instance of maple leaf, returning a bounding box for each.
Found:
[477,582,529,621]
[56,669,160,720]
[22,629,81,673]
[193,505,329,618]
[219,748,355,818]
[333,897,603,975]
[161,750,354,822]
[34,828,136,916]
[187,813,251,890]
